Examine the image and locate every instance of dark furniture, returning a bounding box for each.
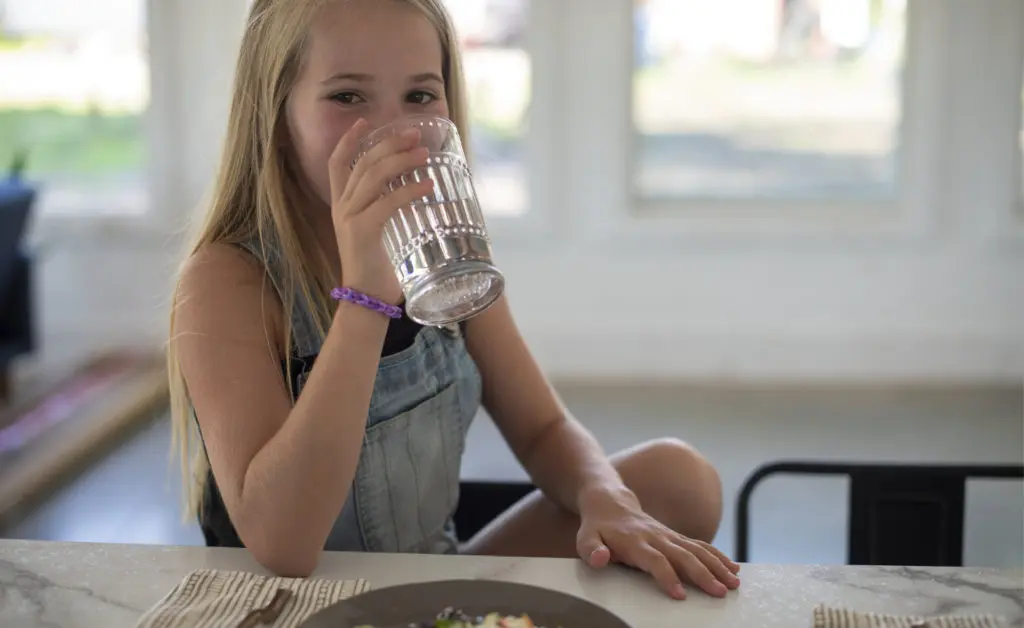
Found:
[735,460,1024,566]
[454,480,535,541]
[0,180,36,402]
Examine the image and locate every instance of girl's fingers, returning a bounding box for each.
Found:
[327,118,370,202]
[346,147,430,214]
[363,178,435,226]
[671,538,737,593]
[694,539,742,575]
[348,128,422,189]
[619,541,687,601]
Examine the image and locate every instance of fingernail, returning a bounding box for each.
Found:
[671,584,686,600]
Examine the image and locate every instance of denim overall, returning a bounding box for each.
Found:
[198,239,483,554]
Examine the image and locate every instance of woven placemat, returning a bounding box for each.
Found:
[814,605,1008,628]
[136,568,371,628]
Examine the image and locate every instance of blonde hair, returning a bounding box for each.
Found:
[168,0,472,519]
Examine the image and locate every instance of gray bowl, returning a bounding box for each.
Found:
[300,579,632,627]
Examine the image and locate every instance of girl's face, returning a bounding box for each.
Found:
[286,0,449,207]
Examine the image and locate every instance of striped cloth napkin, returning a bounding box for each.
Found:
[136,568,371,628]
[813,606,1009,628]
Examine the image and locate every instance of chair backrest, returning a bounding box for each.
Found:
[0,183,35,303]
[735,461,1024,566]
[454,480,535,541]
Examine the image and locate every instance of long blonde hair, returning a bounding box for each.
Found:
[168,0,472,519]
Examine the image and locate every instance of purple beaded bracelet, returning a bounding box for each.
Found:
[330,287,402,319]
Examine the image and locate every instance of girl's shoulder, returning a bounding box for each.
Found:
[174,241,286,353]
[186,240,266,275]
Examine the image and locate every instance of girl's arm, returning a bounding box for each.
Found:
[463,295,739,600]
[462,296,623,513]
[174,244,387,576]
[176,123,429,576]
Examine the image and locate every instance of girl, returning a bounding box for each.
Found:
[168,0,740,601]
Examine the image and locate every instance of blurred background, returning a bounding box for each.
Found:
[0,0,1021,567]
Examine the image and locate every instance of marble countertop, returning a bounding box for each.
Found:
[0,539,1021,627]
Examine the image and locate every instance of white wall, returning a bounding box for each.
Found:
[37,0,1024,384]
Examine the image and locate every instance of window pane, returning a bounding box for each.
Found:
[443,0,530,217]
[0,0,148,214]
[633,0,905,201]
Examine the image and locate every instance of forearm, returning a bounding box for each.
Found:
[521,415,627,516]
[238,303,387,568]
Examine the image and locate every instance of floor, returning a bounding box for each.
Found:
[3,383,1022,568]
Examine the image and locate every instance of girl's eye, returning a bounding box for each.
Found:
[330,92,364,105]
[407,91,437,105]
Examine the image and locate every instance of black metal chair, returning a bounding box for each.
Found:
[454,480,535,541]
[735,461,1024,566]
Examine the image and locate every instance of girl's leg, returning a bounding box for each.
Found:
[460,438,724,558]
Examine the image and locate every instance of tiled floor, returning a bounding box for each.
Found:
[4,383,1023,568]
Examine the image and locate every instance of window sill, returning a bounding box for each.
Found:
[31,212,185,251]
[574,197,940,252]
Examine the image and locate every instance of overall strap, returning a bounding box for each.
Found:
[234,237,323,358]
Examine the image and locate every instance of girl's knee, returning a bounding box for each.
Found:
[621,438,724,542]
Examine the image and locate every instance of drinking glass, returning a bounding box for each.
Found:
[356,114,505,326]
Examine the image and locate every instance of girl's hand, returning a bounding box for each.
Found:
[327,118,434,305]
[576,486,741,600]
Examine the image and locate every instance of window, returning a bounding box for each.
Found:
[0,0,149,215]
[633,0,906,201]
[443,0,530,217]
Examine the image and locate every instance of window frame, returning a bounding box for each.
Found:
[36,0,1024,257]
[935,0,1024,251]
[35,0,556,246]
[551,0,941,248]
[1012,67,1024,243]
[23,0,1022,381]
[478,0,560,247]
[25,0,180,245]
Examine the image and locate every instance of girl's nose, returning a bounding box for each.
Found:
[368,102,406,131]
